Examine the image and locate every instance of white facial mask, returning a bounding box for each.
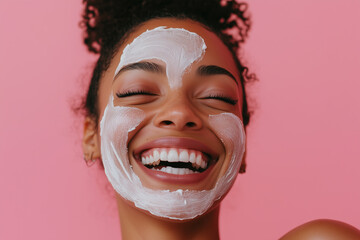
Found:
[100,27,246,220]
[114,26,206,89]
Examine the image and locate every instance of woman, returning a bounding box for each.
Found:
[80,0,360,239]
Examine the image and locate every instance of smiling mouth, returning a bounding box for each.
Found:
[138,148,210,175]
[132,137,219,182]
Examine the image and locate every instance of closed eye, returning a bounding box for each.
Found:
[201,95,238,105]
[116,90,158,98]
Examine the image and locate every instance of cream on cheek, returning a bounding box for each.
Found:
[100,27,245,220]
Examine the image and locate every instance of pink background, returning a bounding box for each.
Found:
[1,0,359,239]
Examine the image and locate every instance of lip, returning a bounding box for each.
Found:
[132,137,219,185]
[135,160,216,185]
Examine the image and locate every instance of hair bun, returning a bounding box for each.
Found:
[80,0,251,54]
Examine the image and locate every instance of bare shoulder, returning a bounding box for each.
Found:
[280,219,360,240]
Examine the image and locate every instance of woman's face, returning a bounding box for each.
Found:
[91,18,245,219]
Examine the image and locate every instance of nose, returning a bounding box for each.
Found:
[153,96,203,131]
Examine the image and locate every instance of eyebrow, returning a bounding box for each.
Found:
[114,62,238,85]
[197,65,238,85]
[114,61,165,80]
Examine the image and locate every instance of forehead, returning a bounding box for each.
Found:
[114,18,240,80]
[115,26,206,89]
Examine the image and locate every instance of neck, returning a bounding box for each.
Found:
[116,195,220,240]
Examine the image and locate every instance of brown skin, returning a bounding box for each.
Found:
[116,196,220,240]
[280,219,360,240]
[82,18,360,240]
[117,57,235,191]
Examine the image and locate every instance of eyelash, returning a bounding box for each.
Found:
[116,90,237,105]
[116,90,157,98]
[203,94,238,105]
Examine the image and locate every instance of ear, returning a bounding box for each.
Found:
[239,151,247,173]
[82,116,101,161]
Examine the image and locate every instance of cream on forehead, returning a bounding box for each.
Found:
[114,26,206,89]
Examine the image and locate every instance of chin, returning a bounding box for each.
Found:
[117,192,224,223]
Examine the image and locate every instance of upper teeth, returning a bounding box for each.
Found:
[141,148,208,169]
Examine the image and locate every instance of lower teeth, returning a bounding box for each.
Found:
[154,166,197,175]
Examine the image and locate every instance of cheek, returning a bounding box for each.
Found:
[236,105,243,121]
[209,112,246,173]
[100,96,146,160]
[232,95,244,122]
[96,57,122,127]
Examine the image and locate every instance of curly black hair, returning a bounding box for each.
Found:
[80,0,254,129]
